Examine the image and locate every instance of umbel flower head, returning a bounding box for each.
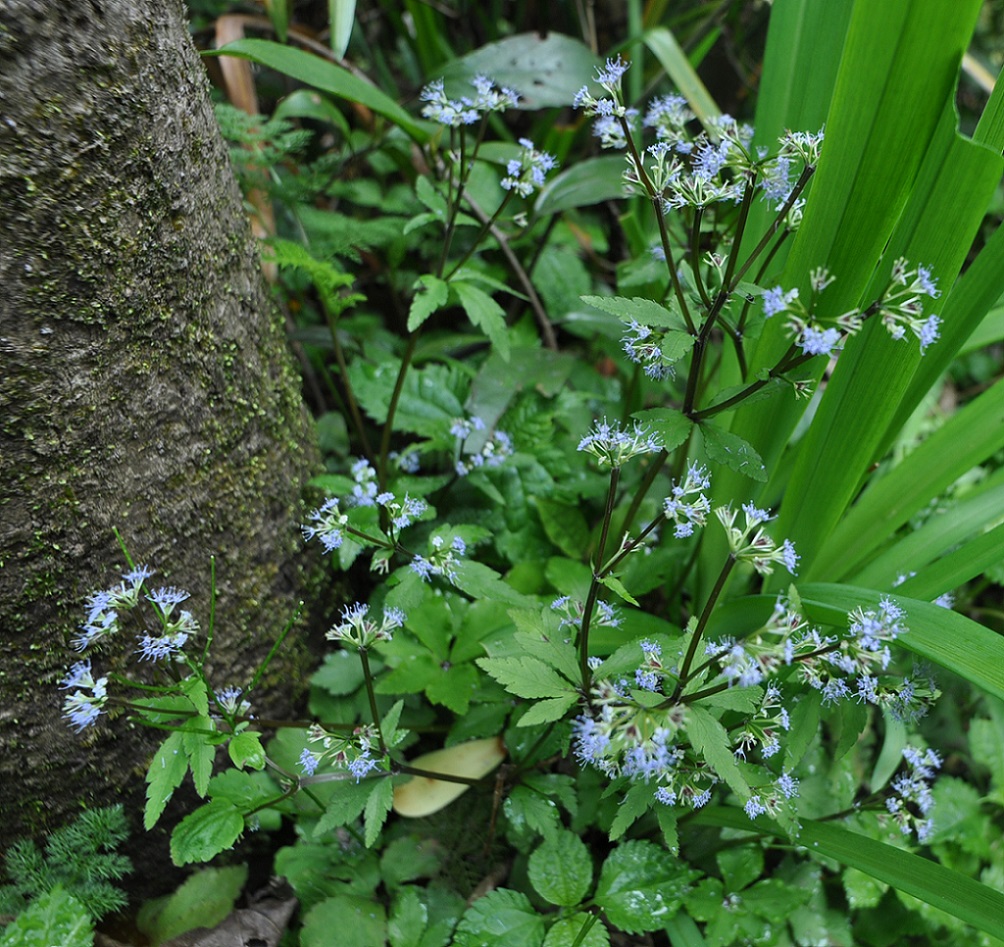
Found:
[327,601,406,649]
[577,418,662,468]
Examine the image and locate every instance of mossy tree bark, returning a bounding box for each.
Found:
[0,0,320,864]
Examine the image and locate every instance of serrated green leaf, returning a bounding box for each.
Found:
[452,281,510,360]
[301,894,387,947]
[600,574,639,606]
[453,888,545,947]
[504,785,562,841]
[970,713,1004,803]
[364,778,394,848]
[227,731,265,771]
[581,295,687,330]
[528,830,593,907]
[686,704,749,799]
[660,330,696,363]
[476,656,575,700]
[170,799,244,866]
[314,778,377,836]
[408,274,449,331]
[631,408,694,453]
[181,677,210,717]
[595,840,699,934]
[517,695,578,727]
[785,689,822,771]
[609,780,657,841]
[702,685,763,714]
[183,722,216,797]
[145,731,188,830]
[699,422,767,482]
[656,806,679,855]
[388,887,427,947]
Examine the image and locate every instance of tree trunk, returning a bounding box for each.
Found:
[0,0,319,868]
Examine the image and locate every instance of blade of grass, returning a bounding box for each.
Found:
[808,375,1004,581]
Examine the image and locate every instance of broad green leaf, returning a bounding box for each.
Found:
[528,830,593,906]
[536,157,629,215]
[137,865,248,944]
[213,39,429,141]
[437,33,600,109]
[453,560,534,608]
[170,799,244,866]
[696,808,1004,940]
[301,894,387,947]
[145,730,188,830]
[227,731,265,771]
[408,274,449,332]
[452,281,510,361]
[509,613,581,684]
[0,888,92,947]
[535,497,590,559]
[595,840,699,934]
[542,914,609,947]
[453,888,545,947]
[798,584,1004,703]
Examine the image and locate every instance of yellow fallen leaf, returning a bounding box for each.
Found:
[393,736,506,818]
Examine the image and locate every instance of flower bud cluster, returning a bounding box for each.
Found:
[455,429,514,477]
[299,722,385,782]
[885,746,941,842]
[501,138,558,197]
[410,535,467,583]
[764,258,940,358]
[61,565,204,731]
[715,503,799,575]
[763,267,863,358]
[60,660,109,732]
[621,320,675,380]
[876,258,942,354]
[662,463,712,538]
[326,601,405,649]
[551,596,622,635]
[302,497,350,553]
[572,670,718,810]
[420,75,519,127]
[577,418,662,468]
